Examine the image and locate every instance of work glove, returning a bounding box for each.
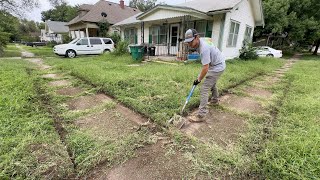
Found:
[193,79,201,85]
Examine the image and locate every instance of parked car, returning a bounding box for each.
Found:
[256,46,283,58]
[26,42,47,47]
[53,37,115,58]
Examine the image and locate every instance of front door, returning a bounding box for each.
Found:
[170,24,180,55]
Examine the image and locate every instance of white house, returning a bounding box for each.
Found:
[40,21,69,43]
[113,0,264,59]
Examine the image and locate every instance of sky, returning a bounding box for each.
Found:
[27,0,189,22]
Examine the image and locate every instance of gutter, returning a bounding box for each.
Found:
[207,8,232,15]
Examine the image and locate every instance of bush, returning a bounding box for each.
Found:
[108,33,121,45]
[0,31,10,56]
[46,41,58,48]
[62,34,72,43]
[111,41,129,55]
[239,43,258,60]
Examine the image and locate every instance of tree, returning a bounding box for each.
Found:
[255,0,320,55]
[129,0,157,12]
[41,2,78,22]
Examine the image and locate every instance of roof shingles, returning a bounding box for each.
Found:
[67,0,141,26]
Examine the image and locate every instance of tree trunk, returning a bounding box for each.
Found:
[313,39,320,55]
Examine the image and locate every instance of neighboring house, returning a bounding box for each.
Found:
[113,0,264,59]
[40,21,69,43]
[66,0,141,39]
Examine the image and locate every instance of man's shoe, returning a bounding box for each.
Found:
[209,98,219,105]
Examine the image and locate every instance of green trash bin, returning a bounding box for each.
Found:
[130,45,144,61]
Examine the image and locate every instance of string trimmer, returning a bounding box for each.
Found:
[168,84,197,129]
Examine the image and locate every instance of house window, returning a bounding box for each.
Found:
[195,21,207,37]
[244,25,253,45]
[149,26,167,45]
[124,28,137,44]
[227,21,240,47]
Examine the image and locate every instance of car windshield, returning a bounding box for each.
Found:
[68,38,79,44]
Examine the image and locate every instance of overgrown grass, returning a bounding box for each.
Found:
[23,45,55,57]
[45,55,284,125]
[0,60,73,179]
[256,57,320,179]
[0,44,21,57]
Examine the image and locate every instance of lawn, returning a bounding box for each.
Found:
[256,55,320,179]
[45,55,284,125]
[0,44,21,57]
[23,45,56,57]
[0,59,73,179]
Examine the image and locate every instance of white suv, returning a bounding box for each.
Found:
[53,37,115,58]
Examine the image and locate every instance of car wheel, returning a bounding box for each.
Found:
[104,49,110,54]
[66,49,76,58]
[266,54,274,57]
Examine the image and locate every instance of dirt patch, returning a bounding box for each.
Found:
[42,74,62,79]
[56,87,85,96]
[66,93,112,111]
[22,52,35,58]
[220,94,266,115]
[182,109,247,148]
[244,87,273,99]
[27,58,42,64]
[40,65,52,70]
[75,110,138,140]
[85,141,194,180]
[115,105,148,125]
[48,80,72,87]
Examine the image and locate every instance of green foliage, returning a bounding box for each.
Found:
[97,21,111,37]
[0,32,10,56]
[111,41,129,55]
[129,0,157,12]
[62,33,72,43]
[23,46,55,57]
[0,60,73,179]
[239,44,258,60]
[256,58,320,179]
[255,0,320,54]
[45,55,283,124]
[41,2,78,22]
[108,33,121,45]
[1,44,21,57]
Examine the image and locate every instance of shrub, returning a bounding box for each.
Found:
[108,33,121,45]
[239,43,258,60]
[46,41,58,48]
[62,33,72,43]
[0,31,10,56]
[111,41,129,55]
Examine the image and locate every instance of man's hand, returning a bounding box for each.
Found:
[193,79,201,85]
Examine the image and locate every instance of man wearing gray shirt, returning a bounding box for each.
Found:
[184,29,226,122]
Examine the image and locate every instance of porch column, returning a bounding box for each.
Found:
[78,30,80,38]
[141,22,144,44]
[86,28,89,37]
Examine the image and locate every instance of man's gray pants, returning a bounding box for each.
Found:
[198,70,224,116]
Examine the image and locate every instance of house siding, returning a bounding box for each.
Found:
[221,0,255,59]
[211,15,223,49]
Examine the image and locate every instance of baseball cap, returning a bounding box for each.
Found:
[184,29,198,43]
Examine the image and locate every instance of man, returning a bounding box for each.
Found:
[184,29,226,122]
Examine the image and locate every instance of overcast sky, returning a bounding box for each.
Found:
[26,0,189,22]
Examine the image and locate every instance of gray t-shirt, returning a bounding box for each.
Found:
[198,38,226,72]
